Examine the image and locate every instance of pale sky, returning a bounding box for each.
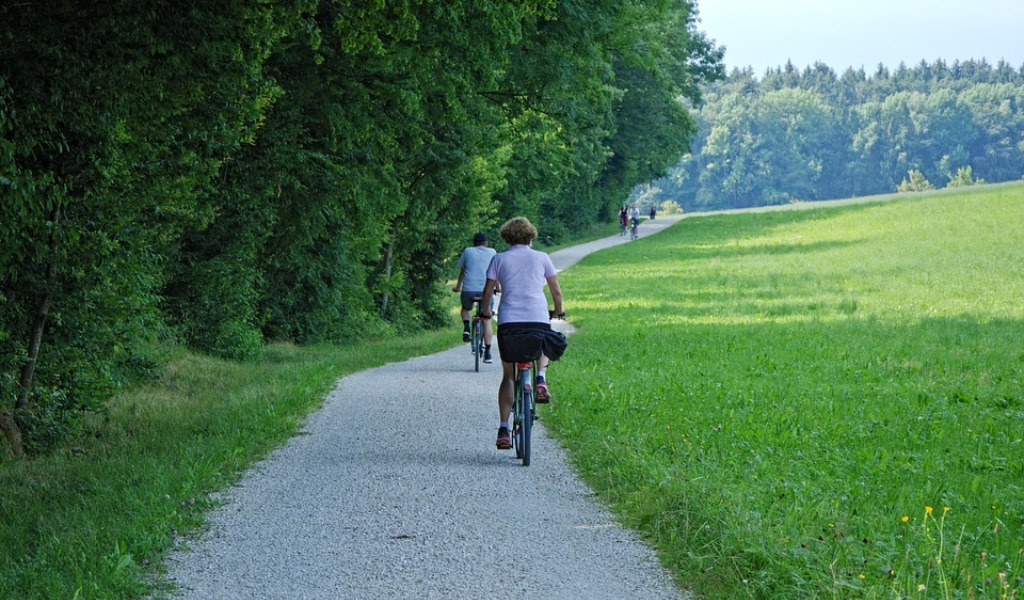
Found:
[696,0,1024,75]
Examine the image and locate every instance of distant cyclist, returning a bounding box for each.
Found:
[453,232,497,363]
[479,217,564,450]
[629,204,641,229]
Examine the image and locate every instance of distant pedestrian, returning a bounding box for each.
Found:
[649,206,656,220]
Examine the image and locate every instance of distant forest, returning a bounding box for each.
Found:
[643,59,1024,211]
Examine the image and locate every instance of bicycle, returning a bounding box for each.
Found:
[619,219,628,236]
[629,218,639,240]
[509,311,564,467]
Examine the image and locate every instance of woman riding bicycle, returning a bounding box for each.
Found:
[479,217,564,450]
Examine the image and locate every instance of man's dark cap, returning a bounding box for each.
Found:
[473,232,487,243]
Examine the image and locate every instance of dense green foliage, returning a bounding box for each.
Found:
[648,59,1024,210]
[0,1,721,456]
[548,185,1024,598]
[0,0,311,455]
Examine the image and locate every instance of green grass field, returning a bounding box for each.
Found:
[546,184,1024,598]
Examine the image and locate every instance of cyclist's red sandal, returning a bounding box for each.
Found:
[535,380,551,403]
[496,427,512,449]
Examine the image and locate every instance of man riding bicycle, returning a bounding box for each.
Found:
[453,232,497,363]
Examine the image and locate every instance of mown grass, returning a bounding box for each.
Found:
[0,332,456,599]
[545,184,1024,598]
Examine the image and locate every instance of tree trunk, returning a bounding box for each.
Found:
[4,207,61,457]
[380,238,394,316]
[17,260,57,408]
[0,411,25,458]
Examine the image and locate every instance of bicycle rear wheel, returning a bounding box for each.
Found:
[513,365,532,466]
[472,319,483,372]
[520,389,532,466]
[513,375,523,459]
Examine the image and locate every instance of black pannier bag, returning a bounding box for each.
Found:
[501,325,568,363]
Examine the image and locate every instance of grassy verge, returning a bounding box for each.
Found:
[0,332,456,599]
[546,184,1024,598]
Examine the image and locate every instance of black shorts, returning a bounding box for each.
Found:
[497,322,550,363]
[460,291,484,312]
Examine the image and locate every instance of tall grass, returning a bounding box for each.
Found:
[547,185,1024,598]
[0,332,456,599]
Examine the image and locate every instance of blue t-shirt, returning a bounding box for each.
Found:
[457,245,496,292]
[485,245,556,324]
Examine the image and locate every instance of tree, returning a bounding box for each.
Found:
[946,166,985,187]
[1,0,312,455]
[897,169,935,192]
[695,88,835,208]
[960,83,1024,182]
[598,0,722,219]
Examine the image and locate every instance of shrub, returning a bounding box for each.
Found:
[898,169,935,192]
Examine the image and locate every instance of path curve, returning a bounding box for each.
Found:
[159,217,688,600]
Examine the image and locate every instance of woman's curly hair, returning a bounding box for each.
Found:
[499,217,538,246]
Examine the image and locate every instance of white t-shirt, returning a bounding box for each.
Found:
[457,245,497,292]
[485,245,556,324]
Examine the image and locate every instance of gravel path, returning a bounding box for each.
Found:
[158,217,688,600]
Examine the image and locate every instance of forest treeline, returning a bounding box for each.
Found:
[645,59,1024,211]
[0,1,721,455]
